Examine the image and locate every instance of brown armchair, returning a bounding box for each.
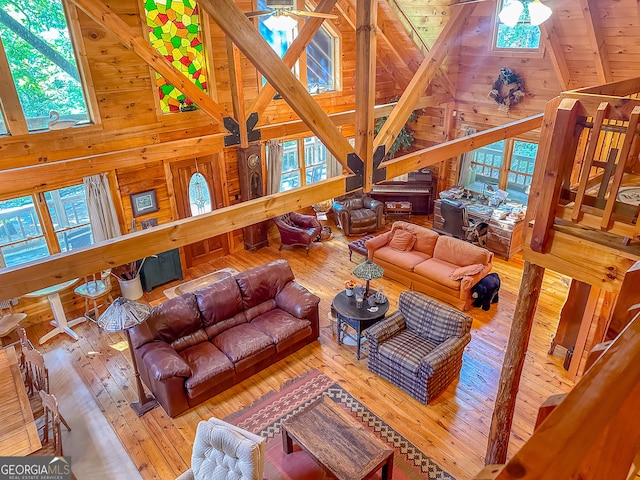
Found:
[332,191,383,236]
[273,212,322,254]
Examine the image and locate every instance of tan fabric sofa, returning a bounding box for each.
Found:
[366,221,493,310]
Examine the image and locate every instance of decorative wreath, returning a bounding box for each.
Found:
[488,67,526,112]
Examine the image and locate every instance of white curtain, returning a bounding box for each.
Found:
[83,173,122,243]
[326,150,343,178]
[266,140,284,195]
[457,126,477,187]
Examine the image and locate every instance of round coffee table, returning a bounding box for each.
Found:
[332,291,389,360]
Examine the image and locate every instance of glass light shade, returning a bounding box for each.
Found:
[498,0,524,28]
[97,297,151,332]
[353,260,384,281]
[263,13,298,31]
[528,0,552,26]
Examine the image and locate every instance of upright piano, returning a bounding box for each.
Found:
[369,168,437,216]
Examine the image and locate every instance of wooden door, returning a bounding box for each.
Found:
[170,155,229,267]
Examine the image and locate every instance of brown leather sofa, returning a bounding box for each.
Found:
[129,259,320,417]
[332,190,383,236]
[366,221,493,310]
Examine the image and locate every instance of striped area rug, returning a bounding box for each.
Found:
[226,369,455,480]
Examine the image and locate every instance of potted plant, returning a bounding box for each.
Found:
[374,97,422,158]
[344,279,356,296]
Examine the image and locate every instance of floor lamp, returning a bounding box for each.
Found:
[97,296,158,416]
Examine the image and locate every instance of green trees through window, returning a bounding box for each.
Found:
[495,0,541,49]
[0,0,89,132]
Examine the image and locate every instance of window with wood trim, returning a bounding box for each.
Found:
[0,0,90,133]
[0,185,93,267]
[493,0,541,51]
[256,0,338,94]
[464,139,537,205]
[274,136,328,192]
[144,0,209,113]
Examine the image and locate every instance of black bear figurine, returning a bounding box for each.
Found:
[471,273,501,311]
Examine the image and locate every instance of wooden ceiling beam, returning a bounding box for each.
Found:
[0,134,225,198]
[355,0,377,192]
[68,0,233,128]
[336,0,415,90]
[226,38,249,147]
[0,37,28,136]
[248,0,338,120]
[200,0,354,169]
[581,0,612,84]
[384,0,456,97]
[0,96,448,197]
[373,4,474,156]
[0,177,348,298]
[382,114,544,180]
[539,19,571,91]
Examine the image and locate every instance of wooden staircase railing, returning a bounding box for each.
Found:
[527,78,640,254]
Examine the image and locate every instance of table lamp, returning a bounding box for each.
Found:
[97,297,158,416]
[353,260,384,296]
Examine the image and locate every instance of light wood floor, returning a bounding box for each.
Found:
[29,216,575,480]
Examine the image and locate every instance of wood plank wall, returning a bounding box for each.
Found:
[0,0,409,325]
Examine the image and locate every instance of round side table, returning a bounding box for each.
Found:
[332,291,389,360]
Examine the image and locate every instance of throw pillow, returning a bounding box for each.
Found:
[450,263,485,280]
[388,229,416,252]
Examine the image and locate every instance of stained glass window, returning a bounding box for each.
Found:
[144,0,208,113]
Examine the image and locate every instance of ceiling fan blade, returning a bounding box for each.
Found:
[448,0,487,5]
[245,10,274,18]
[291,10,339,19]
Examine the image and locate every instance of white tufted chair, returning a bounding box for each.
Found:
[176,418,265,480]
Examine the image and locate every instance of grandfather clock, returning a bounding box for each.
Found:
[237,144,269,251]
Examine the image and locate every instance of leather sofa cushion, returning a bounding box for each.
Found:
[343,198,363,210]
[131,293,201,348]
[213,324,276,370]
[414,258,462,289]
[244,299,276,322]
[137,341,191,380]
[171,328,208,352]
[433,235,492,266]
[388,229,416,251]
[373,246,431,271]
[275,282,320,319]
[204,312,248,339]
[180,342,235,399]
[250,309,311,352]
[349,208,376,227]
[195,276,244,328]
[235,259,295,310]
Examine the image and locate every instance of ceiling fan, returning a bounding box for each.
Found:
[245,0,338,21]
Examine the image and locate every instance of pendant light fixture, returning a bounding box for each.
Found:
[498,0,552,28]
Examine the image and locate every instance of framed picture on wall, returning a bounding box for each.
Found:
[130,189,159,217]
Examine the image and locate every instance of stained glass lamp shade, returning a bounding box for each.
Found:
[353,260,384,296]
[97,297,158,416]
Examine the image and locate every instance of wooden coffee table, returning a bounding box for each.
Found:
[282,395,393,480]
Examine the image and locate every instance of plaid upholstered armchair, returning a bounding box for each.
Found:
[365,290,472,404]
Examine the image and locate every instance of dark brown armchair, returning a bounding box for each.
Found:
[332,191,383,236]
[273,212,322,254]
